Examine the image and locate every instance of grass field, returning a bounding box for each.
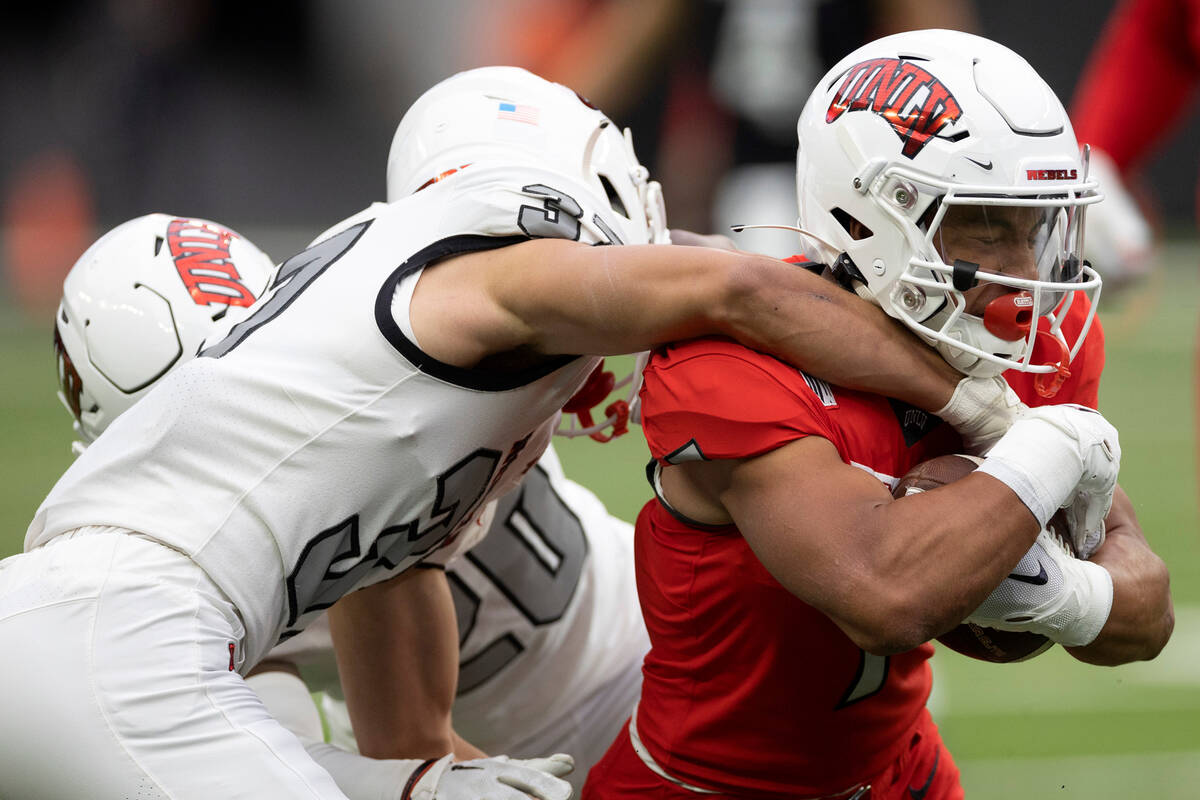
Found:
[2,239,1198,797]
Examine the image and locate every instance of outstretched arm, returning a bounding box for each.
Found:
[411,239,960,412]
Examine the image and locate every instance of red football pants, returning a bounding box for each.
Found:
[582,707,963,800]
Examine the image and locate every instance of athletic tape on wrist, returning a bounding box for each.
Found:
[976,416,1083,526]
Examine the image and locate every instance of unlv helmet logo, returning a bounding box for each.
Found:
[826,58,963,159]
[166,218,258,308]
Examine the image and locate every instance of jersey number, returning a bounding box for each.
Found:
[517,184,623,245]
[447,464,588,693]
[283,449,499,632]
[202,221,371,358]
[836,650,889,708]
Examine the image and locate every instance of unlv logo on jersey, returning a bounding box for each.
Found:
[166,218,258,308]
[826,58,963,160]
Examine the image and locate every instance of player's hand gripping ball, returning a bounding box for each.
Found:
[892,454,1072,663]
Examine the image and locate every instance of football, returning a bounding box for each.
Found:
[892,453,1071,663]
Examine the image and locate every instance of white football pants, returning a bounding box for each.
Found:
[0,528,349,800]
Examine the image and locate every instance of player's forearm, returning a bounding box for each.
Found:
[841,474,1043,652]
[327,570,460,760]
[508,241,960,411]
[1065,489,1173,665]
[729,445,1043,655]
[712,255,960,412]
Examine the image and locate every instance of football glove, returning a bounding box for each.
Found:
[937,376,1025,455]
[403,753,574,800]
[977,403,1120,558]
[966,527,1113,647]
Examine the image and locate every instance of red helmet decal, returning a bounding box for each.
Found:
[166,218,257,308]
[826,58,963,159]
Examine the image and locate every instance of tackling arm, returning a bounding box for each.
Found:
[1065,485,1174,665]
[411,239,961,413]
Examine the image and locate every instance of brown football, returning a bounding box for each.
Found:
[892,454,1069,664]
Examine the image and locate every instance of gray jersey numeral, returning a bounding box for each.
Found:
[202,221,370,358]
[517,184,583,240]
[283,448,499,632]
[835,650,890,708]
[449,464,588,693]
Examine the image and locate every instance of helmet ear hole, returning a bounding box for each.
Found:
[831,207,872,240]
[598,174,629,218]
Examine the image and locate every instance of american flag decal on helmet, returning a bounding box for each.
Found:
[497,101,539,125]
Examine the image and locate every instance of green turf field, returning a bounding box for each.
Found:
[1,242,1197,797]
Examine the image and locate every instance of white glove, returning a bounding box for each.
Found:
[936,375,1026,455]
[966,527,1113,647]
[977,403,1120,557]
[405,753,574,800]
[1083,149,1155,284]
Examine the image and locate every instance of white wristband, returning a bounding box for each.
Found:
[976,417,1083,527]
[967,530,1113,647]
[304,741,448,800]
[1050,557,1114,647]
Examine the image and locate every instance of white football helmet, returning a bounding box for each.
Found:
[54,214,274,452]
[795,30,1102,390]
[386,65,668,247]
[387,66,663,441]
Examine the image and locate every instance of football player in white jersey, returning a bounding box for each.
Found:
[261,445,647,797]
[0,67,1016,800]
[46,212,646,798]
[253,107,653,794]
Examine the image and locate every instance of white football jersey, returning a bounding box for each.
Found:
[276,445,650,772]
[27,164,626,667]
[445,445,647,755]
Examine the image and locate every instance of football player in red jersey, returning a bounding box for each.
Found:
[584,30,1173,800]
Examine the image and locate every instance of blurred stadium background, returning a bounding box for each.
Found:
[2,1,1198,797]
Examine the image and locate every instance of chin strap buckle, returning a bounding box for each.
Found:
[562,362,631,443]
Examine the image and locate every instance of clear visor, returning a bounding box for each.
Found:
[893,187,1102,381]
[927,199,1084,315]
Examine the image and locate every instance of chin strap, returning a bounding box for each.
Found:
[561,360,631,443]
[983,292,1071,398]
[1030,333,1072,398]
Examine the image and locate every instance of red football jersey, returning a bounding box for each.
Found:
[622,295,1104,796]
[631,337,960,796]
